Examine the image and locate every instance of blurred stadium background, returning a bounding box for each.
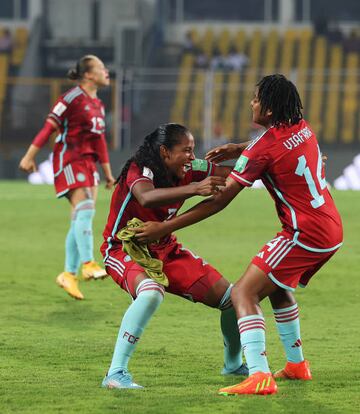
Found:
[0,0,359,184]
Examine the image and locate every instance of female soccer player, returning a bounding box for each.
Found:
[100,123,248,389]
[19,55,115,300]
[135,75,343,395]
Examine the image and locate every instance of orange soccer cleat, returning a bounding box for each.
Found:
[219,372,278,396]
[82,261,108,281]
[273,360,312,380]
[56,272,84,300]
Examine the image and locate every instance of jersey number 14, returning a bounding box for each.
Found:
[295,146,327,209]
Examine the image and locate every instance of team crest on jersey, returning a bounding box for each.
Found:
[84,105,90,111]
[234,155,249,173]
[142,167,154,180]
[76,173,86,182]
[124,255,132,262]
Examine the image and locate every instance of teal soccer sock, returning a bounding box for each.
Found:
[239,315,270,375]
[273,303,304,363]
[64,218,80,274]
[74,200,95,263]
[107,279,165,376]
[219,284,243,371]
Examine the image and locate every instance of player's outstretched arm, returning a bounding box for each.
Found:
[134,177,244,242]
[19,119,57,173]
[205,141,251,163]
[132,175,227,208]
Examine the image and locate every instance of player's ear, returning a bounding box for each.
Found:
[159,145,169,160]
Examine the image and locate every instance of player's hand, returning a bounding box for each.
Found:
[194,176,226,196]
[105,175,116,189]
[205,143,244,162]
[133,221,170,243]
[19,156,37,173]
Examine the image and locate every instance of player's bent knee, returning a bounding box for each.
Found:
[135,279,165,309]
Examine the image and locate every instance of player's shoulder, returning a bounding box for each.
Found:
[128,162,154,181]
[245,127,274,153]
[61,86,86,105]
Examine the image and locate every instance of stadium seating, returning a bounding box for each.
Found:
[11,27,28,66]
[170,27,359,144]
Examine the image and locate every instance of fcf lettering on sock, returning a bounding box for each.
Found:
[123,331,139,344]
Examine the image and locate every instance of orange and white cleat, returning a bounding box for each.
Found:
[218,372,277,396]
[273,360,312,380]
[82,261,108,281]
[56,272,84,300]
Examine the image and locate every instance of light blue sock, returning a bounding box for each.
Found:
[74,200,95,263]
[239,315,270,375]
[64,218,80,274]
[219,284,243,371]
[273,303,304,363]
[107,280,165,376]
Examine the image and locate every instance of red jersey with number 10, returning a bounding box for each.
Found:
[48,86,109,176]
[230,119,343,252]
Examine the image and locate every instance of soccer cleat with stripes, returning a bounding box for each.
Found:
[219,372,277,395]
[221,363,249,376]
[82,261,108,281]
[273,360,312,380]
[56,272,84,300]
[102,370,144,390]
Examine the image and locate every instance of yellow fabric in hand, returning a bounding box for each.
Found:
[117,218,169,287]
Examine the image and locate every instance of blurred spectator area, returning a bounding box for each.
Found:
[170,27,360,145]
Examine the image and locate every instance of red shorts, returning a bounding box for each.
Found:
[252,231,339,291]
[54,159,100,198]
[102,240,223,302]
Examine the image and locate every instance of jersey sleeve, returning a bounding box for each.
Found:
[189,159,216,182]
[126,163,154,192]
[47,96,69,127]
[230,144,270,187]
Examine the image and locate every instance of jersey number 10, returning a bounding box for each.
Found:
[295,146,327,209]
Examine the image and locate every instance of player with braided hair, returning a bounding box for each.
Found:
[135,75,343,395]
[100,123,249,389]
[19,55,115,300]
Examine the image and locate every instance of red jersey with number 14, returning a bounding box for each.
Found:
[230,119,343,252]
[48,86,109,176]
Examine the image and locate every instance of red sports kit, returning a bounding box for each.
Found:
[230,119,343,290]
[101,160,223,300]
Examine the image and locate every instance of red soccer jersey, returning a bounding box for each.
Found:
[102,159,215,256]
[230,119,343,251]
[48,86,109,176]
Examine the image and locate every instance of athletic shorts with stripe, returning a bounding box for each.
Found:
[54,158,100,198]
[103,239,223,302]
[252,230,339,292]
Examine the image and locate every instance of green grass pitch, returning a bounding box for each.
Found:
[0,181,359,413]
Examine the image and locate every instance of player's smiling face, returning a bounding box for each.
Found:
[251,89,272,128]
[87,58,110,87]
[161,133,196,181]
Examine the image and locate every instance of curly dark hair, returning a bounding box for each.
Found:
[257,74,303,127]
[116,123,190,187]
